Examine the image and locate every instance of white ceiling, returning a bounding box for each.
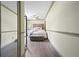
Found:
[25,1,52,20]
[1,1,52,20]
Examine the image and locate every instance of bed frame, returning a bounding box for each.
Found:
[33,24,45,30]
[30,24,48,41]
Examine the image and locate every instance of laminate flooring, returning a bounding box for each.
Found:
[1,36,61,57]
[1,41,17,57]
[25,36,61,57]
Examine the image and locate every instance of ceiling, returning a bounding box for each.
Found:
[25,1,52,20]
[1,1,52,20]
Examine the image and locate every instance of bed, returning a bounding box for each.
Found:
[29,24,48,41]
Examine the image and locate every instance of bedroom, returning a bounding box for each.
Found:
[25,1,60,56]
[1,1,79,57]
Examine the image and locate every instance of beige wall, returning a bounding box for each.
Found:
[1,5,17,48]
[46,1,79,57]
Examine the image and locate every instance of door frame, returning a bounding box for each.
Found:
[26,16,27,47]
[17,1,25,57]
[0,1,1,56]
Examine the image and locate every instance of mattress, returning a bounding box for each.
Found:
[30,30,47,38]
[29,29,47,38]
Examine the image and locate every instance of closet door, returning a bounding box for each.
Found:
[1,1,17,57]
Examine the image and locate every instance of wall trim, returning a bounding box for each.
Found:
[46,30,79,37]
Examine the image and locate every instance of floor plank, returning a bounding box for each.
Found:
[1,36,61,57]
[25,36,61,57]
[1,42,17,57]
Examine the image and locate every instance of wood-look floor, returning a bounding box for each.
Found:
[1,36,61,57]
[1,42,17,57]
[25,37,61,57]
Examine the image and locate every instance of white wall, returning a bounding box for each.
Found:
[46,1,79,57]
[1,5,17,48]
[27,20,45,30]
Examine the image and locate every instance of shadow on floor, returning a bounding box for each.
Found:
[1,41,17,57]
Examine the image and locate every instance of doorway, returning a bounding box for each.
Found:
[0,1,25,57]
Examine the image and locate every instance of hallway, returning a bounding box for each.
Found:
[25,36,61,57]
